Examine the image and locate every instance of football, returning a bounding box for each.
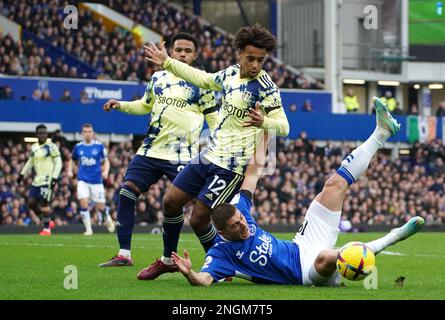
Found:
[337,242,376,281]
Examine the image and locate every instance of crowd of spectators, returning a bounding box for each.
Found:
[0,30,76,78]
[0,0,322,89]
[1,132,444,228]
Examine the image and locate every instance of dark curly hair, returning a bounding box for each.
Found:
[234,24,276,53]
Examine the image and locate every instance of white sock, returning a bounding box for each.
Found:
[161,256,174,266]
[365,231,400,255]
[118,249,131,259]
[80,209,92,232]
[337,126,390,184]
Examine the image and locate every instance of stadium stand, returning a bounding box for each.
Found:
[0,0,322,88]
[1,134,444,228]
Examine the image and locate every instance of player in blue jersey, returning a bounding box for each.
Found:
[68,123,113,235]
[172,98,425,286]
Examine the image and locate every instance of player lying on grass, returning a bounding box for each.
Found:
[172,98,425,286]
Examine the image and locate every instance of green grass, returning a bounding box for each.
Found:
[0,232,444,300]
[409,0,445,44]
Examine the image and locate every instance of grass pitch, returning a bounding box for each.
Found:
[0,232,444,300]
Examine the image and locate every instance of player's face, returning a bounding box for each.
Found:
[221,210,250,241]
[82,127,94,142]
[171,40,197,65]
[36,128,48,144]
[238,45,268,79]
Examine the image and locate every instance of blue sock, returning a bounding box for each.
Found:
[196,224,218,252]
[162,214,184,258]
[117,186,139,250]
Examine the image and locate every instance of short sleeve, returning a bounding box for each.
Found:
[101,144,108,159]
[200,251,235,282]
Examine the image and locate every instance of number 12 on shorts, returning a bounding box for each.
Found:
[208,175,227,195]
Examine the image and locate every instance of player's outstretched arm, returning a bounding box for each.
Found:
[172,250,214,287]
[103,94,152,116]
[240,131,269,195]
[144,42,222,92]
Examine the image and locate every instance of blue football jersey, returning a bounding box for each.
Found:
[201,192,303,285]
[72,140,107,184]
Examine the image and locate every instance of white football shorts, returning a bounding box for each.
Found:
[293,200,341,286]
[77,180,106,203]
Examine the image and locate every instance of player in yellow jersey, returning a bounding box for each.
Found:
[99,33,218,268]
[17,124,62,236]
[141,24,290,280]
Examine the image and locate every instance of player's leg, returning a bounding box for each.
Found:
[136,160,205,280]
[92,184,114,233]
[27,186,41,215]
[39,200,52,235]
[364,216,425,255]
[77,181,93,235]
[99,155,162,267]
[191,166,244,252]
[189,201,217,252]
[161,185,192,262]
[295,97,401,286]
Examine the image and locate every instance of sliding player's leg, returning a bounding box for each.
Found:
[294,97,401,286]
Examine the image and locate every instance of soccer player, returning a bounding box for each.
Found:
[17,124,62,236]
[98,32,218,267]
[68,123,113,235]
[142,24,290,280]
[171,98,425,286]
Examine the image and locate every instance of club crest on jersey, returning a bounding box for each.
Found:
[249,224,257,236]
[92,149,98,156]
[184,86,193,97]
[242,90,253,103]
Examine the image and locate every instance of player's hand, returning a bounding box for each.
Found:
[144,41,169,67]
[50,179,57,190]
[172,250,192,275]
[67,171,73,178]
[244,101,264,128]
[17,174,24,185]
[103,99,121,112]
[102,171,109,180]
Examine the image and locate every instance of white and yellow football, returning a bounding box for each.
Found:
[337,242,375,281]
